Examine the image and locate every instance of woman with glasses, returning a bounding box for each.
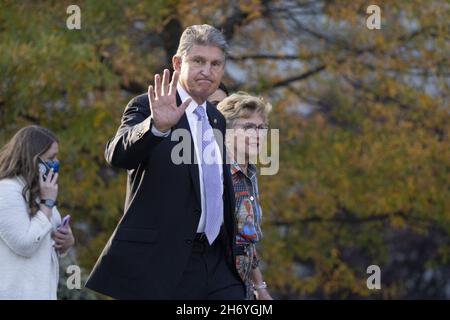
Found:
[217,92,273,300]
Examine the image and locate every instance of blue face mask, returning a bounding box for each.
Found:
[45,159,60,173]
[38,158,60,178]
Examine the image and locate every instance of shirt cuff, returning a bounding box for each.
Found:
[150,119,171,137]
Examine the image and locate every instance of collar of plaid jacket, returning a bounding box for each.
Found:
[229,156,257,179]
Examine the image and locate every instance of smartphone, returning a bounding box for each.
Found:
[38,158,51,180]
[38,158,59,180]
[60,215,71,228]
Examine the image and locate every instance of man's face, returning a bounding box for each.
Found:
[173,44,225,104]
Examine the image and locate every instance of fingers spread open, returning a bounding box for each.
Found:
[154,74,161,99]
[148,85,155,104]
[169,70,179,96]
[161,69,170,96]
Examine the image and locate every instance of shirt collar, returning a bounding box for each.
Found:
[228,152,257,179]
[177,83,207,116]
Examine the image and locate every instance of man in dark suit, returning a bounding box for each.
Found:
[85,24,246,299]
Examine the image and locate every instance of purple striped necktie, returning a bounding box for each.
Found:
[193,105,223,244]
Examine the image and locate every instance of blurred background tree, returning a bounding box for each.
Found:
[0,0,448,299]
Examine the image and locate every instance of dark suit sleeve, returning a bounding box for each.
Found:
[105,95,166,170]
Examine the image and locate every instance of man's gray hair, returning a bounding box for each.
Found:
[175,24,229,59]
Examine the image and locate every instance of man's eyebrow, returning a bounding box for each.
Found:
[190,56,223,62]
[191,55,205,60]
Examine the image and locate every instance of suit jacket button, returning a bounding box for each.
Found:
[186,239,192,245]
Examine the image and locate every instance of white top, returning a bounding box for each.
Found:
[151,84,224,232]
[0,177,62,300]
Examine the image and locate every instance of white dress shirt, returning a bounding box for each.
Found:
[151,83,224,232]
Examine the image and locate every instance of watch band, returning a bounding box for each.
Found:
[40,199,57,207]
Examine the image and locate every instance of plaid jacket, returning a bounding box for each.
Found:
[230,158,263,299]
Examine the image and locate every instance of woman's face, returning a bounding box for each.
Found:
[229,113,267,164]
[40,141,59,162]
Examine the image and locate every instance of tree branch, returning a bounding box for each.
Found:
[229,54,302,61]
[271,64,327,89]
[218,5,251,41]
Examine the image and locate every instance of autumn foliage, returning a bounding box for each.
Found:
[0,0,448,299]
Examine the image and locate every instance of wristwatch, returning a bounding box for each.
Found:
[253,281,267,290]
[40,199,57,208]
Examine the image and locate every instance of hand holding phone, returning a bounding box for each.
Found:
[38,157,60,180]
[60,215,71,228]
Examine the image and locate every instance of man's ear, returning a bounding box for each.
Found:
[172,55,182,72]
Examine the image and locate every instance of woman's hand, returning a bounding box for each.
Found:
[38,169,58,219]
[52,225,75,254]
[39,169,58,201]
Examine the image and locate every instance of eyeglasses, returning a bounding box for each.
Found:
[235,123,269,131]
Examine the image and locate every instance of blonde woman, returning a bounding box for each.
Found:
[0,126,74,299]
[217,92,273,300]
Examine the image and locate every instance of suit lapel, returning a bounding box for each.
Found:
[175,92,201,207]
[206,102,225,161]
[206,102,219,130]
